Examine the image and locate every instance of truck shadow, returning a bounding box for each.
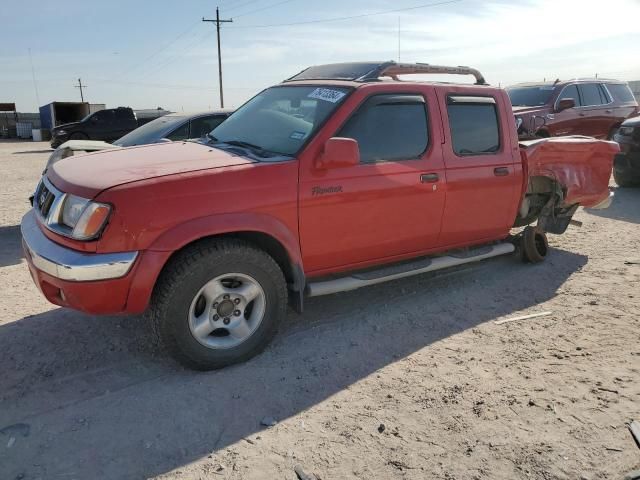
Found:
[584,186,640,224]
[0,225,23,267]
[0,250,586,480]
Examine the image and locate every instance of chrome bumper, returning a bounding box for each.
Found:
[20,210,138,282]
[589,191,614,210]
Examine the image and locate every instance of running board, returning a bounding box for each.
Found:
[306,242,515,297]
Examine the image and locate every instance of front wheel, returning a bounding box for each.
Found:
[150,239,287,370]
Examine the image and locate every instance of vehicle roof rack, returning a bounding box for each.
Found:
[285,61,487,85]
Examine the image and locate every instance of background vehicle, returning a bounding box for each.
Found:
[21,61,617,371]
[507,79,638,140]
[45,110,233,169]
[613,115,640,187]
[50,107,167,148]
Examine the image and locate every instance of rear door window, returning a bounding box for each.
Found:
[338,94,428,163]
[446,97,500,156]
[579,83,606,106]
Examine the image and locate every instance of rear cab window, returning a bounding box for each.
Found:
[338,94,429,163]
[446,96,500,156]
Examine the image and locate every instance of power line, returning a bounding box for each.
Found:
[232,0,298,19]
[107,20,202,81]
[90,77,258,91]
[228,0,463,28]
[225,0,262,13]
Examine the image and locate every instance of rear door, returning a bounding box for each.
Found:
[550,84,582,136]
[299,87,446,274]
[577,83,613,138]
[436,91,519,246]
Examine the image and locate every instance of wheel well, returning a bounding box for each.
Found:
[161,232,301,291]
[514,176,564,227]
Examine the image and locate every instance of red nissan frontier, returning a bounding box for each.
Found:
[21,62,618,370]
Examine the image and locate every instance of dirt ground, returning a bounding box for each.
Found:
[0,139,638,480]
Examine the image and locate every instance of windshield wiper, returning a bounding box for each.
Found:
[216,140,280,159]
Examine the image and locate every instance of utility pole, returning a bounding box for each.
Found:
[203,7,233,108]
[75,78,87,102]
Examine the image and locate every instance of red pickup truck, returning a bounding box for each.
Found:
[21,62,618,370]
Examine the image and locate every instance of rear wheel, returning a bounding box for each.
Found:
[521,226,548,263]
[150,239,287,370]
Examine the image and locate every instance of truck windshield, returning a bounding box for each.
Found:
[506,86,555,107]
[209,85,351,158]
[114,115,187,147]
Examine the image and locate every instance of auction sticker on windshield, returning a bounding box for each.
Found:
[308,88,346,103]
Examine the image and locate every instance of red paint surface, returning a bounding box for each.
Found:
[24,80,617,314]
[521,137,619,207]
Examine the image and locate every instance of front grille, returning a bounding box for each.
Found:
[35,181,55,217]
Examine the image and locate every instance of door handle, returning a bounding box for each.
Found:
[605,110,613,114]
[420,173,439,183]
[494,167,509,176]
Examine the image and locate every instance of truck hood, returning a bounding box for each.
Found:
[48,141,255,198]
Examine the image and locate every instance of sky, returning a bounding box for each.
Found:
[2,0,640,112]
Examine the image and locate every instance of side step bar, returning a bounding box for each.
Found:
[307,242,515,297]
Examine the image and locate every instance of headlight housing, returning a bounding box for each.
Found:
[60,195,111,240]
[55,129,67,136]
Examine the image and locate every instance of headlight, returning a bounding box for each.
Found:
[619,126,634,136]
[61,195,111,240]
[56,130,67,136]
[515,117,523,130]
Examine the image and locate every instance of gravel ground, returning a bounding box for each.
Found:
[0,140,638,480]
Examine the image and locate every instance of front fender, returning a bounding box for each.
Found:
[124,212,303,314]
[149,211,302,263]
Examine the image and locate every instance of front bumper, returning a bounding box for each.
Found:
[20,210,140,313]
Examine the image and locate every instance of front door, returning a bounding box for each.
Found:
[436,90,519,246]
[299,88,446,274]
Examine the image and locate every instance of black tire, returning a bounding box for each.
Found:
[69,132,88,140]
[613,169,639,188]
[149,238,287,370]
[521,226,548,263]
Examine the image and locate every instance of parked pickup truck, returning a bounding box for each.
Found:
[50,107,168,148]
[21,61,618,370]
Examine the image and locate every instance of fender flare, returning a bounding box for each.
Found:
[149,211,305,290]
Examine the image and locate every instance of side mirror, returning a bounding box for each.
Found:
[556,98,575,112]
[315,137,360,169]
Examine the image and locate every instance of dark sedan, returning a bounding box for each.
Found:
[613,116,640,187]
